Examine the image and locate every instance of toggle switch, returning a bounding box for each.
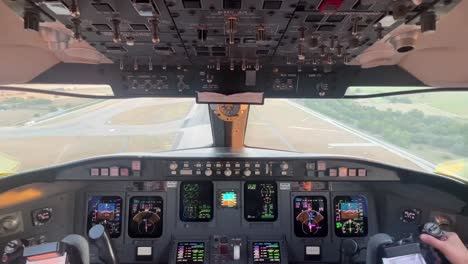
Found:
[233,245,240,260]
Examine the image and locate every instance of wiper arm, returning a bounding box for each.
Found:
[344,87,468,99]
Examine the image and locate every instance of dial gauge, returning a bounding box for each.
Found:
[340,219,363,235]
[215,104,247,122]
[400,208,421,223]
[32,207,53,226]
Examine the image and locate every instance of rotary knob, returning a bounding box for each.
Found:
[224,168,232,177]
[205,168,213,177]
[243,169,252,177]
[1,217,19,231]
[169,162,178,171]
[280,162,289,170]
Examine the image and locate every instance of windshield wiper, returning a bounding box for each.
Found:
[344,87,468,99]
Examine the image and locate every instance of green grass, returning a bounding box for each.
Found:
[411,93,468,116]
[0,152,20,176]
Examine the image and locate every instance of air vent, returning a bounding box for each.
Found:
[197,52,210,56]
[327,14,346,23]
[129,23,149,31]
[92,24,112,31]
[212,52,226,56]
[195,46,209,52]
[305,14,324,23]
[224,0,241,9]
[256,49,270,55]
[263,0,282,9]
[353,0,373,10]
[211,46,226,52]
[91,3,115,12]
[183,0,201,8]
[317,25,336,31]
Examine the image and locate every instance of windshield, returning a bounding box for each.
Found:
[245,90,468,181]
[0,91,212,175]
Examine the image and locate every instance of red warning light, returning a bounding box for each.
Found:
[318,0,344,13]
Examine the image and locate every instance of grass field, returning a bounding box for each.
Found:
[0,96,100,126]
[0,152,20,175]
[110,101,193,125]
[348,86,468,118]
[0,134,177,172]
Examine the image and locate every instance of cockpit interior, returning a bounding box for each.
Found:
[0,0,467,263]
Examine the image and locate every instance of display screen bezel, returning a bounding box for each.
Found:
[176,242,206,263]
[244,181,278,222]
[87,195,123,238]
[293,195,328,237]
[333,195,368,237]
[128,196,164,238]
[179,181,214,222]
[251,241,281,264]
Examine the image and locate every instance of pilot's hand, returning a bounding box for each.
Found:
[420,232,468,264]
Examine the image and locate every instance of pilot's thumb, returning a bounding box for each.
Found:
[420,234,446,251]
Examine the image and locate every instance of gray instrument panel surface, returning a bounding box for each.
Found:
[0,149,466,263]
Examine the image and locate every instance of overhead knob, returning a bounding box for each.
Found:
[151,18,160,44]
[256,26,265,42]
[280,162,289,170]
[198,27,208,42]
[169,162,178,171]
[112,19,121,43]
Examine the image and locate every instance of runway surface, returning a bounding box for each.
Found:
[0,98,433,174]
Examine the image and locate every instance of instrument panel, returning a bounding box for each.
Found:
[80,180,377,263]
[2,151,466,263]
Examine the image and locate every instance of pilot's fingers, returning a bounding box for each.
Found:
[420,234,447,251]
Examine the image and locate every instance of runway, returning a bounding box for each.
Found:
[0,98,434,174]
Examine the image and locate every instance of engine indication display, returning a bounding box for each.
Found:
[128,196,163,238]
[294,196,328,237]
[176,242,206,263]
[219,191,238,208]
[180,182,213,222]
[244,182,277,221]
[334,196,368,237]
[87,196,122,238]
[252,242,281,263]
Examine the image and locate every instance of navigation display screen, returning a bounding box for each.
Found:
[334,195,368,237]
[180,182,213,222]
[176,242,205,263]
[87,196,122,238]
[244,182,277,221]
[128,196,163,238]
[293,196,328,237]
[252,242,281,263]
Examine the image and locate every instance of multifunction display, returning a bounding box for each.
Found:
[334,195,368,237]
[252,242,281,263]
[244,182,278,221]
[180,182,213,221]
[87,196,122,238]
[176,242,206,263]
[293,196,328,237]
[128,196,163,238]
